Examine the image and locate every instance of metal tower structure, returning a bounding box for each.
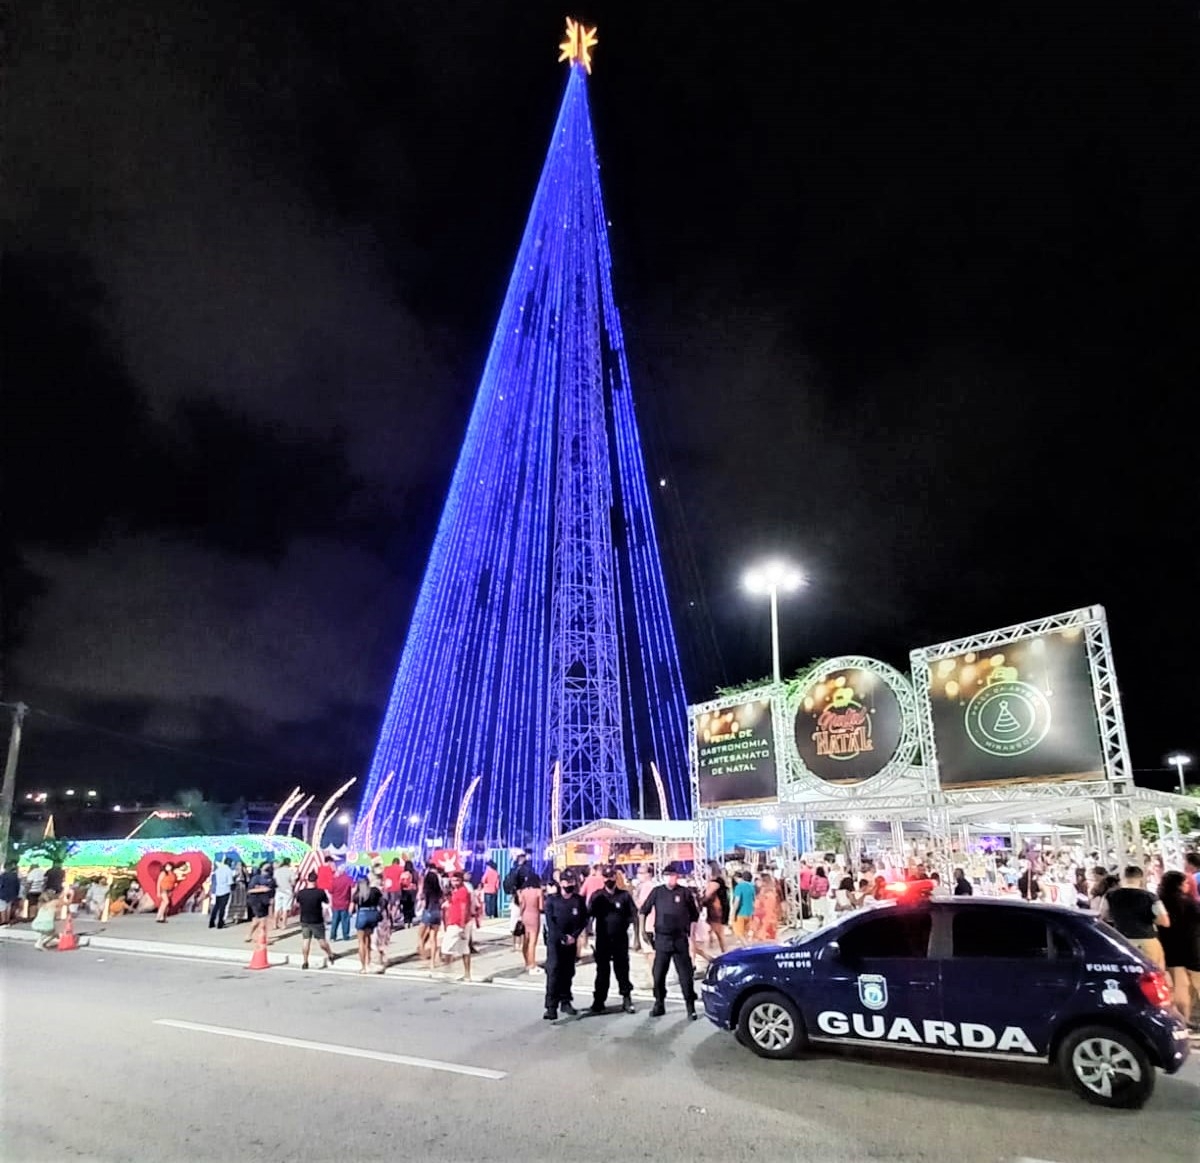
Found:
[354,20,689,855]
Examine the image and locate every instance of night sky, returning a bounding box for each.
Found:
[5,2,1198,804]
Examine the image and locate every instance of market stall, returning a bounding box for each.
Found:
[547,819,696,872]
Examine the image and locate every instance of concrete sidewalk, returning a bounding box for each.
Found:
[0,909,739,1001]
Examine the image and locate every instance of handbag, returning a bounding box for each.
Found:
[355,907,380,930]
[513,919,526,937]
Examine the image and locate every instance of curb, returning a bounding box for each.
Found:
[0,928,692,999]
[0,928,288,965]
[0,928,39,944]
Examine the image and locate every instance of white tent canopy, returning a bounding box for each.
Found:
[554,819,696,845]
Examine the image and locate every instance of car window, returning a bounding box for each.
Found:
[1050,925,1075,959]
[952,909,1060,959]
[840,912,931,959]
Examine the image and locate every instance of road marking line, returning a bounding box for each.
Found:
[87,948,253,969]
[154,1019,506,1080]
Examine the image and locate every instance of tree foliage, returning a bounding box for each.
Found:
[1140,786,1200,840]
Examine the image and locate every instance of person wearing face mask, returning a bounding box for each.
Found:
[640,862,700,1019]
[588,867,637,1015]
[542,869,588,1020]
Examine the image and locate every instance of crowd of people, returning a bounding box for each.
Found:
[4,843,1197,1028]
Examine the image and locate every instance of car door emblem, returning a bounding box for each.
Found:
[858,973,888,1011]
[1101,979,1127,1006]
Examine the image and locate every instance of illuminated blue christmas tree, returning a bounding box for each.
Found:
[355,22,689,853]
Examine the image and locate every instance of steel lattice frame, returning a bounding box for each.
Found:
[687,608,1157,859]
[781,655,922,800]
[688,684,790,819]
[908,604,1133,792]
[546,84,627,827]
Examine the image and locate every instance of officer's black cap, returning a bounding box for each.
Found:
[664,862,684,875]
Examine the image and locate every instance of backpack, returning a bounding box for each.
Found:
[502,866,521,896]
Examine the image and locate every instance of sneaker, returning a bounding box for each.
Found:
[560,1001,578,1016]
[687,1006,698,1021]
[621,998,636,1014]
[650,1002,666,1017]
[543,1008,558,1021]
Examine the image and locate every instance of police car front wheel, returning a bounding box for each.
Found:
[1058,1025,1154,1109]
[737,991,806,1059]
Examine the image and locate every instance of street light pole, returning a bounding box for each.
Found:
[768,584,782,686]
[743,560,805,687]
[1167,753,1192,796]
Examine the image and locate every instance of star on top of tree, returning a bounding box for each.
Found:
[558,17,598,75]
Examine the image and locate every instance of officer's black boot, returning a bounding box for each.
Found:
[686,1002,698,1021]
[650,1001,666,1017]
[561,1000,578,1016]
[589,1001,606,1015]
[543,1006,558,1020]
[621,996,635,1014]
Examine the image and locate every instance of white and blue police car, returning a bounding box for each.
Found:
[700,897,1189,1108]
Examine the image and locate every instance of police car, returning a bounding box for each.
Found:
[700,898,1189,1108]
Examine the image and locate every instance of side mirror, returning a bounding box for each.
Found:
[822,940,841,962]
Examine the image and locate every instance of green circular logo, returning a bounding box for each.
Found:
[963,681,1051,757]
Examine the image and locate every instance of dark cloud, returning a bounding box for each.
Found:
[5,1,1200,804]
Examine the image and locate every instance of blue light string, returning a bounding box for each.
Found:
[356,64,689,849]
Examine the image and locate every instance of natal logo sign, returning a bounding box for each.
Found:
[918,624,1108,788]
[963,665,1051,758]
[791,658,915,787]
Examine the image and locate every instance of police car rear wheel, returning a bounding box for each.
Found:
[1058,1025,1154,1109]
[738,991,804,1059]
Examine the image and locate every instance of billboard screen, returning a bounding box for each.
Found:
[924,627,1105,787]
[793,664,908,785]
[695,698,777,808]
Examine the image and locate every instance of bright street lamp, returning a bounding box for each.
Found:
[1167,753,1192,795]
[743,559,805,685]
[336,812,351,826]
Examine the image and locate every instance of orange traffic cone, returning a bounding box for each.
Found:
[246,924,271,971]
[58,913,79,952]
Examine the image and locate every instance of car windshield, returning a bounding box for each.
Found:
[788,925,835,947]
[788,900,895,945]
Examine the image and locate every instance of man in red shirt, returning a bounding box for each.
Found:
[798,859,814,921]
[316,856,335,892]
[579,864,606,956]
[442,871,473,981]
[382,858,403,897]
[329,865,354,942]
[481,861,501,918]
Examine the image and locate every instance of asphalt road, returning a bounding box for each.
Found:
[2,942,1197,1163]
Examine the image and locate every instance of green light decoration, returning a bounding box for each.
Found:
[15,833,312,872]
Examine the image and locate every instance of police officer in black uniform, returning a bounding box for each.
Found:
[588,867,637,1015]
[640,862,700,1019]
[543,869,588,1020]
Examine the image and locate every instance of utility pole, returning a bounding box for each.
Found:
[0,702,29,861]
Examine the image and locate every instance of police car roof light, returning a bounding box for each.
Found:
[1138,970,1172,1009]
